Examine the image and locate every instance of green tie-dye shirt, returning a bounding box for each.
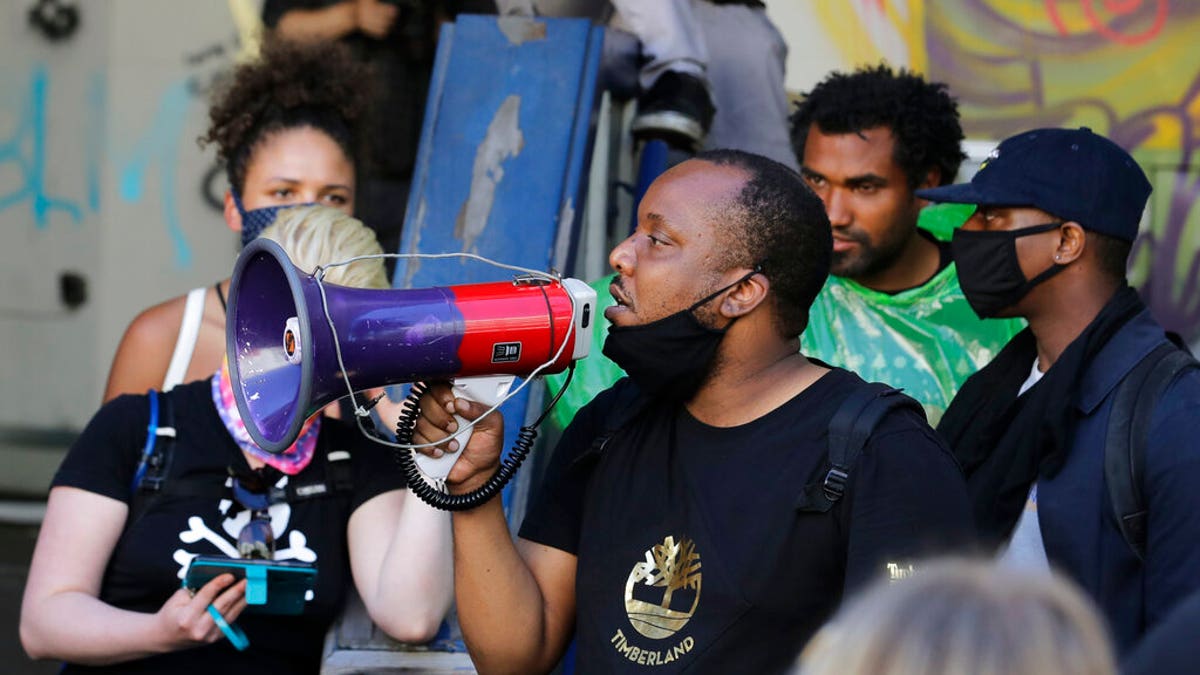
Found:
[800,264,1023,425]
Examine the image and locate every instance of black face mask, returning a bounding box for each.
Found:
[952,221,1066,318]
[603,267,760,401]
[232,190,317,249]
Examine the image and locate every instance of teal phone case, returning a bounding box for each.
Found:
[184,556,317,615]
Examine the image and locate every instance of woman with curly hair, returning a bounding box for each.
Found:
[21,206,453,673]
[19,39,454,673]
[102,37,375,401]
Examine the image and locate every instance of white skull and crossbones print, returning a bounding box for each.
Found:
[171,475,317,580]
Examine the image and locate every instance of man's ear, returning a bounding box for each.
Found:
[913,168,942,209]
[1056,222,1086,264]
[916,167,942,193]
[720,270,770,319]
[224,191,242,232]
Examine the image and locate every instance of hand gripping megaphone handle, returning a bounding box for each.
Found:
[394,377,546,512]
[411,375,515,481]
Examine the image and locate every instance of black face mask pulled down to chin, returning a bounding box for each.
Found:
[951,221,1066,318]
[603,268,760,402]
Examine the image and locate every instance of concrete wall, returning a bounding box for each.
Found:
[1,0,249,491]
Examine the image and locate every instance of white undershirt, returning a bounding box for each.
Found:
[997,359,1052,573]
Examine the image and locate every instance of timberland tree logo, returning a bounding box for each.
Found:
[611,535,701,666]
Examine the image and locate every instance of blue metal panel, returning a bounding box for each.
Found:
[393,15,603,524]
[398,15,602,285]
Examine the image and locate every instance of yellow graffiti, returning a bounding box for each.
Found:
[810,1,926,73]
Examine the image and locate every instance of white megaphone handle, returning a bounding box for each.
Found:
[413,375,516,482]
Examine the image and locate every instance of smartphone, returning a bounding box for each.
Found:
[184,556,317,615]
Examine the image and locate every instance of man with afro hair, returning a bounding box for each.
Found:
[790,63,1023,424]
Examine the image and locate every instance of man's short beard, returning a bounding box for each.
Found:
[831,226,913,281]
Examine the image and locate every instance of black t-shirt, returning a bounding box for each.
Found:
[520,369,974,673]
[51,380,404,674]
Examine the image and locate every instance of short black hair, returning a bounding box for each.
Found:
[695,149,832,337]
[789,63,966,189]
[200,38,375,194]
[1088,231,1133,282]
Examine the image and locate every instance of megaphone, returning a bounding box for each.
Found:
[226,239,595,477]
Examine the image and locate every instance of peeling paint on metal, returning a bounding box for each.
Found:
[404,196,428,287]
[553,196,575,269]
[498,17,547,46]
[455,95,524,253]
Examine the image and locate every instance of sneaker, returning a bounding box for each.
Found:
[631,70,716,151]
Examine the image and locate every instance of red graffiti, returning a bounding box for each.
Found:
[1045,0,1167,47]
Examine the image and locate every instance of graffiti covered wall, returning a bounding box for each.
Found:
[771,0,1200,340]
[0,0,255,449]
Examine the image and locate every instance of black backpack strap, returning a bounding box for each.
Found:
[325,448,354,493]
[128,390,178,526]
[130,390,177,493]
[283,447,354,502]
[1105,342,1198,561]
[130,395,356,525]
[143,390,176,492]
[574,381,649,471]
[798,383,926,513]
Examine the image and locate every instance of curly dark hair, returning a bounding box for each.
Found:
[789,64,966,189]
[696,149,832,338]
[200,38,375,194]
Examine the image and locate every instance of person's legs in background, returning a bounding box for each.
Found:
[609,0,714,150]
[491,1,793,165]
[694,1,796,169]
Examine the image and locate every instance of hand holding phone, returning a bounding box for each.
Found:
[156,572,248,650]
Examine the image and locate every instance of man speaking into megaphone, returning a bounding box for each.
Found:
[410,150,977,673]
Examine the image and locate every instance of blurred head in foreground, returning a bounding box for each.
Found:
[795,558,1116,675]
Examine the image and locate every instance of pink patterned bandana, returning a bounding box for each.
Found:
[213,358,320,475]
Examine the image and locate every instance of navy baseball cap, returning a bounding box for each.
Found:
[916,127,1151,241]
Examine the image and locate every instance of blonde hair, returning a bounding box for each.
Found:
[796,559,1116,675]
[260,205,389,290]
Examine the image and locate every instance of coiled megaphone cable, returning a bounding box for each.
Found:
[391,364,574,511]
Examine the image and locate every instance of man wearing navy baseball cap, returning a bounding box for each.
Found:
[922,127,1200,654]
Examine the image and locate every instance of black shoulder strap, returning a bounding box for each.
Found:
[583,382,650,460]
[798,383,926,513]
[130,390,176,494]
[134,395,356,517]
[1105,342,1198,561]
[144,390,176,492]
[279,446,354,503]
[128,390,178,526]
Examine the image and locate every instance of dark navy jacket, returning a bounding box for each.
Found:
[1123,587,1200,675]
[1036,309,1200,653]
